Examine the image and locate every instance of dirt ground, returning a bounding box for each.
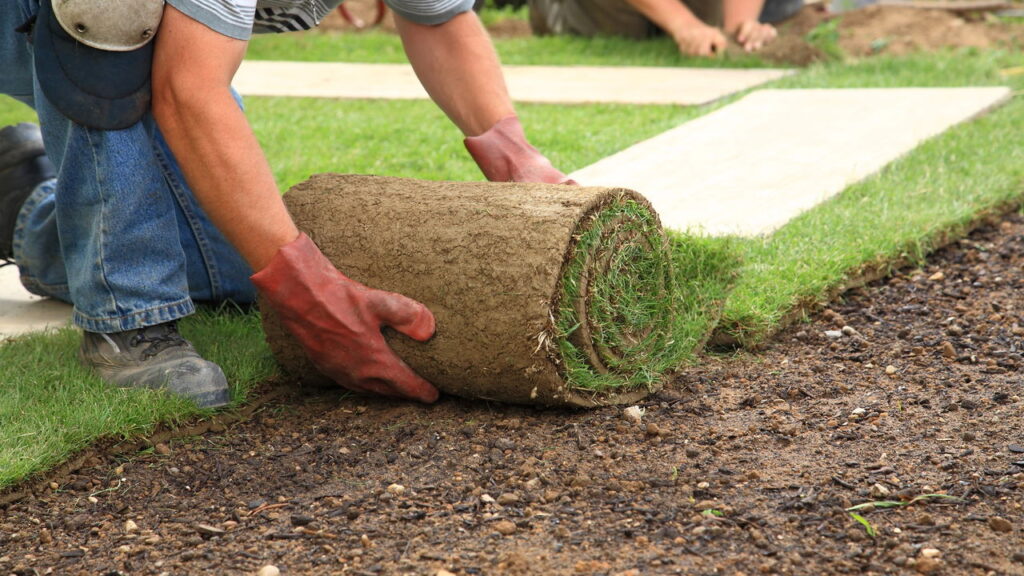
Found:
[3,208,1024,574]
[318,1,1023,65]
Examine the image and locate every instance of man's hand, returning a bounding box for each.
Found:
[464,115,576,184]
[252,233,439,403]
[671,23,728,57]
[731,20,777,52]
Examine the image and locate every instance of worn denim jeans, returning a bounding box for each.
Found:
[1,1,256,333]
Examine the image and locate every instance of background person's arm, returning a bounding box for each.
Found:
[622,0,726,56]
[395,11,572,183]
[723,0,777,51]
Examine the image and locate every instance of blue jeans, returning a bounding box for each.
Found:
[1,1,256,333]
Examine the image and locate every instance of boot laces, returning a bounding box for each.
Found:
[128,323,188,359]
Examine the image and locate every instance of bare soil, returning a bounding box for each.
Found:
[3,209,1024,574]
[758,4,1024,64]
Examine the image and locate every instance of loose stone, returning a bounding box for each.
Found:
[989,516,1013,533]
[256,566,280,576]
[494,520,517,535]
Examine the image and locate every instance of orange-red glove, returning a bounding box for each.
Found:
[464,115,577,185]
[252,233,438,403]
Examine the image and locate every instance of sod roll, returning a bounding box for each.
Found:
[260,174,684,407]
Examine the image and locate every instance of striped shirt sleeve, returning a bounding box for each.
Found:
[383,0,475,25]
[166,0,258,40]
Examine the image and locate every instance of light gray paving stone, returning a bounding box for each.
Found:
[234,61,792,105]
[570,87,1012,236]
[0,265,71,340]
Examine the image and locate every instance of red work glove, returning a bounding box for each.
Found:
[252,233,439,403]
[464,115,577,185]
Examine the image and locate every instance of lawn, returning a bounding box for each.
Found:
[0,16,1022,490]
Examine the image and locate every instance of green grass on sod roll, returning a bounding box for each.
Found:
[554,198,739,393]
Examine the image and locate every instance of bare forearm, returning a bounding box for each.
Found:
[394,11,512,137]
[153,89,297,270]
[153,6,297,271]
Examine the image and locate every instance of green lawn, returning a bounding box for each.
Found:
[1,20,1022,489]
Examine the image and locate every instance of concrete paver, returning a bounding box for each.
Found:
[234,61,792,105]
[570,87,1012,236]
[0,265,71,340]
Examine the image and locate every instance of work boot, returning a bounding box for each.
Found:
[0,123,56,262]
[79,321,231,408]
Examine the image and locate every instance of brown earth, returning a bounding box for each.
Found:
[758,3,1023,64]
[3,210,1024,574]
[315,1,1023,66]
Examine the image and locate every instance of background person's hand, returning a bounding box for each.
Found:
[731,20,777,52]
[671,23,728,57]
[252,233,440,403]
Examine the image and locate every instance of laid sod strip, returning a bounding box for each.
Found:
[0,309,275,490]
[714,52,1024,346]
[260,174,731,406]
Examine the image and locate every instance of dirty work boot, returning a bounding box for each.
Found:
[0,123,56,262]
[79,321,231,408]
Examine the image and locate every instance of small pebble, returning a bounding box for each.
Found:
[622,406,645,425]
[49,482,59,490]
[494,520,517,535]
[940,341,956,359]
[645,423,662,437]
[920,548,941,559]
[928,271,945,281]
[290,514,314,527]
[124,520,138,532]
[385,483,405,495]
[824,330,843,340]
[480,494,496,504]
[87,496,98,504]
[154,443,171,456]
[496,493,519,506]
[1009,444,1024,454]
[256,566,280,576]
[914,557,942,574]
[195,524,225,537]
[437,570,457,576]
[869,483,891,498]
[885,365,897,375]
[989,516,1013,533]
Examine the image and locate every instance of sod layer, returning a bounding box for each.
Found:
[259,174,692,407]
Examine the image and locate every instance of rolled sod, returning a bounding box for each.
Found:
[260,174,691,407]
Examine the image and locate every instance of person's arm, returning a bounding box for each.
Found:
[394,11,573,184]
[623,0,727,57]
[152,5,439,403]
[152,6,294,271]
[722,0,777,51]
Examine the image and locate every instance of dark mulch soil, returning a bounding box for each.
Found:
[4,215,1024,574]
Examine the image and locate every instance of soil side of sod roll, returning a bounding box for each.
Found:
[259,174,688,407]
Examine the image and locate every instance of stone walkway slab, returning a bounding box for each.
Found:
[0,266,71,340]
[570,87,1012,236]
[234,61,792,106]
